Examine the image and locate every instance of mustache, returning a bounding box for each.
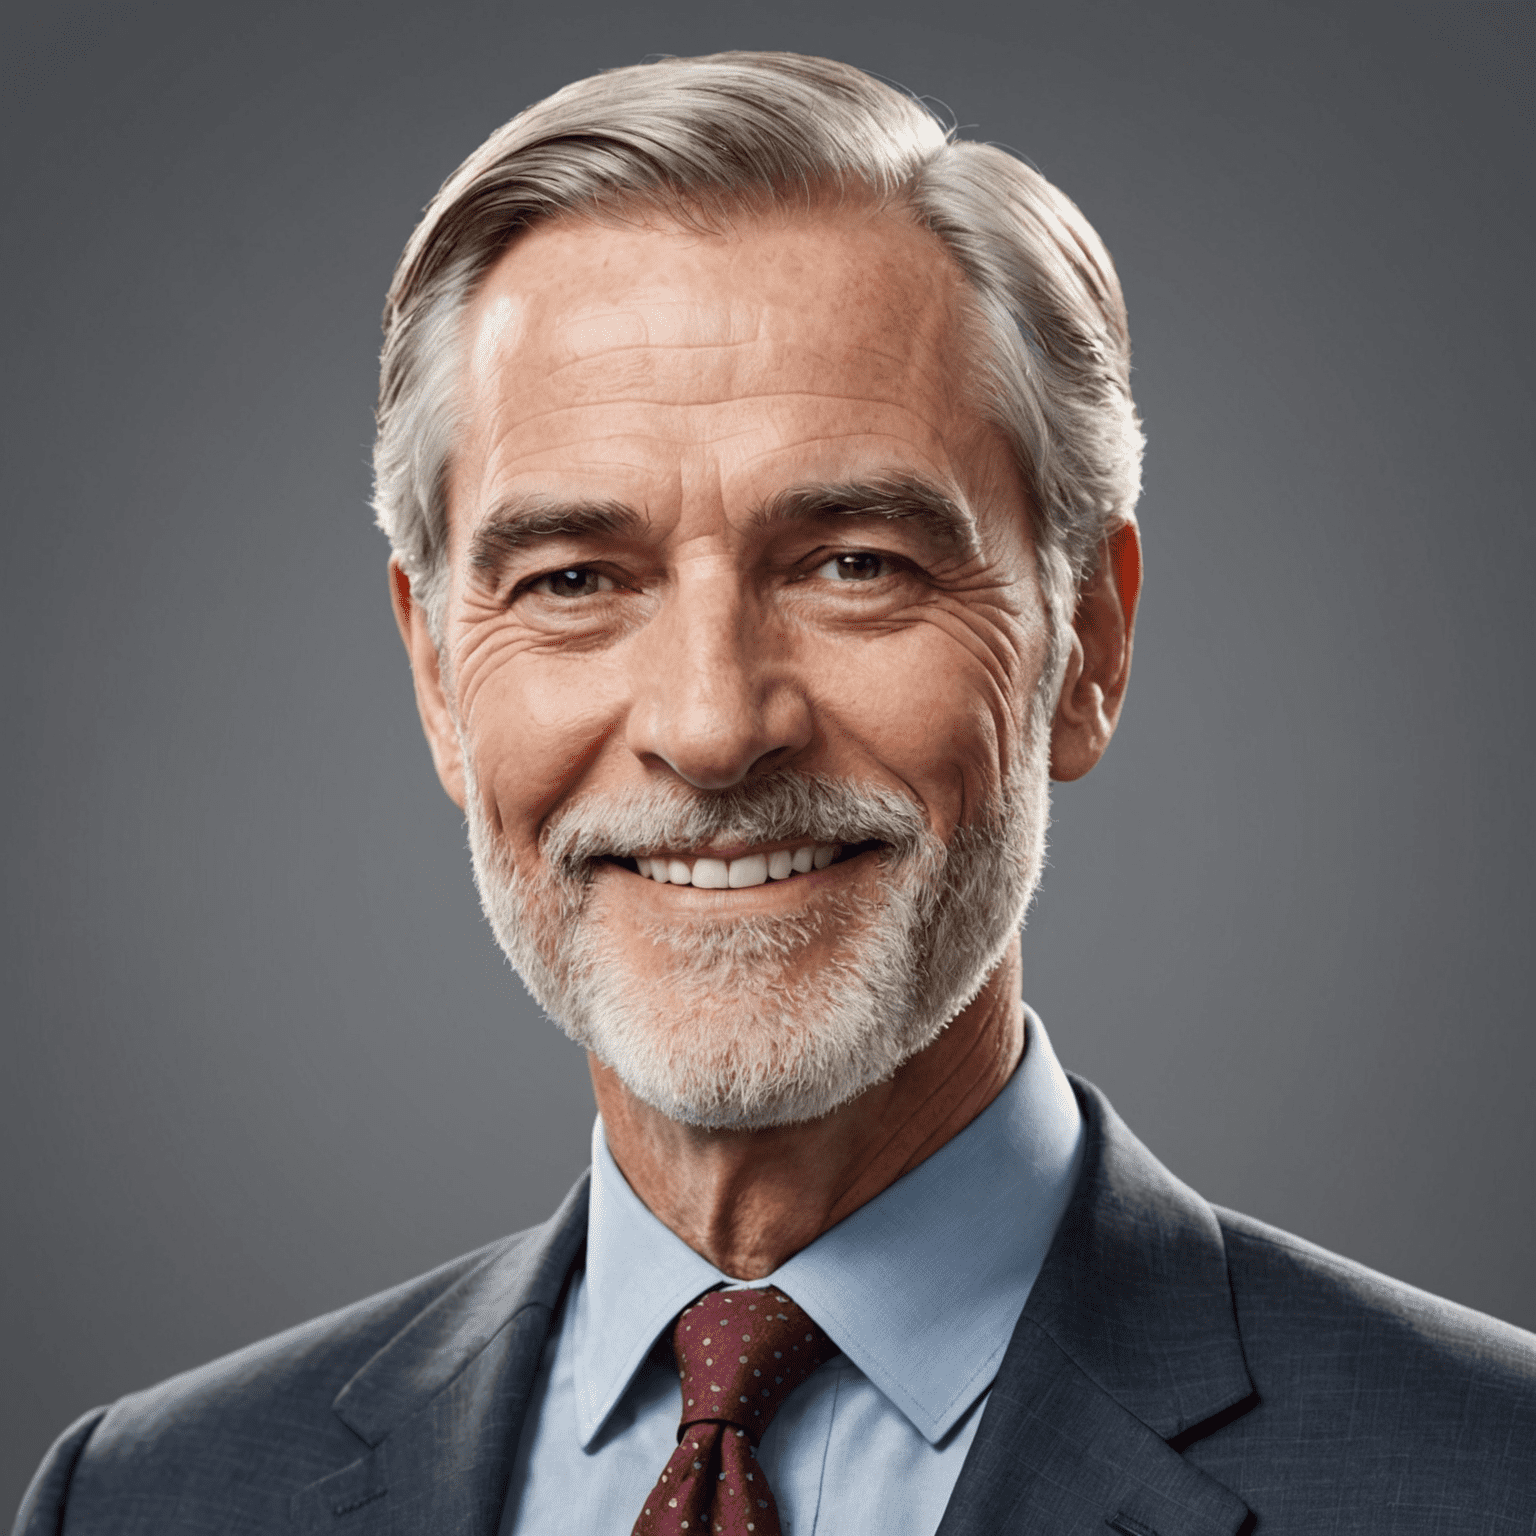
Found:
[540,772,935,883]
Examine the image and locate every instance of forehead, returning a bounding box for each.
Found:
[451,202,1007,528]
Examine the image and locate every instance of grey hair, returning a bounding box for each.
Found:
[372,51,1143,656]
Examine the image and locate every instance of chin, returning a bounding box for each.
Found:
[562,901,951,1130]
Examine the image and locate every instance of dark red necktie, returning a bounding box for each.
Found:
[631,1287,835,1536]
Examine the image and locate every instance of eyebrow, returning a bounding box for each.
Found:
[750,475,981,559]
[468,496,646,581]
[465,472,981,582]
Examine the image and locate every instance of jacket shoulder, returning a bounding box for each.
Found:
[13,1223,560,1536]
[1190,1205,1536,1528]
[1217,1204,1536,1386]
[101,1233,513,1436]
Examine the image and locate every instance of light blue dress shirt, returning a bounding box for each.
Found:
[500,1009,1083,1535]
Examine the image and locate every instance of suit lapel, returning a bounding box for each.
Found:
[291,1175,589,1536]
[938,1079,1257,1536]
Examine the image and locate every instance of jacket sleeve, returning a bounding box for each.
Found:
[10,1410,108,1536]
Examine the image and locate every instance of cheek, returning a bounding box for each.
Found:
[816,621,1033,831]
[458,649,628,849]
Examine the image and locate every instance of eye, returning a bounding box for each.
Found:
[813,552,893,582]
[526,567,616,599]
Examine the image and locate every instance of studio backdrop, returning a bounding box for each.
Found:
[4,0,1532,1510]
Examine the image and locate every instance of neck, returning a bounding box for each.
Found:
[588,937,1025,1278]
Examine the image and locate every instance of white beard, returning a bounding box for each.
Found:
[463,751,1050,1130]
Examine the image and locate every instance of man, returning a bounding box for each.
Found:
[15,50,1534,1536]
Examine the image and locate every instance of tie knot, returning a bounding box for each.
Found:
[671,1287,833,1443]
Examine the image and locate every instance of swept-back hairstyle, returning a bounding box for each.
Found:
[373,51,1142,647]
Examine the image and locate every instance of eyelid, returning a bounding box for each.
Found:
[808,549,906,581]
[512,563,619,600]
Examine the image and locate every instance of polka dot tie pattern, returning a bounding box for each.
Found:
[630,1287,835,1536]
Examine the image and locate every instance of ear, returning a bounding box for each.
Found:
[389,557,467,809]
[1049,521,1142,783]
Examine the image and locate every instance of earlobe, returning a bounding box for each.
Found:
[1048,522,1141,783]
[388,558,467,809]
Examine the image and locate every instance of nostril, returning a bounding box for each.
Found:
[624,652,814,791]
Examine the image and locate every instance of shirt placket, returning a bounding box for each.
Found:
[754,1352,845,1535]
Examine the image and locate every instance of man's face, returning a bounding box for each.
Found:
[423,202,1059,1127]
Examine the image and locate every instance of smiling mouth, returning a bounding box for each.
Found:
[607,840,882,890]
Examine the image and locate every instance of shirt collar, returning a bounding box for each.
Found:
[573,1007,1083,1448]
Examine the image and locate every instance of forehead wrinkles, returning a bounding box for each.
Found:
[457,361,973,522]
[466,208,972,389]
[470,398,964,476]
[487,314,957,420]
[557,293,756,361]
[457,345,974,512]
[450,210,995,547]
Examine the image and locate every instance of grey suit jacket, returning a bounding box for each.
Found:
[15,1079,1536,1534]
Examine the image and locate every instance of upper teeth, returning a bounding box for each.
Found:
[635,843,840,888]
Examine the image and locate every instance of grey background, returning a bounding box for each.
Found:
[4,0,1531,1507]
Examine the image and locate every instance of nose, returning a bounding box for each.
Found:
[624,563,813,789]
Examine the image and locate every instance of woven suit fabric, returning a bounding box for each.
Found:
[631,1287,835,1536]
